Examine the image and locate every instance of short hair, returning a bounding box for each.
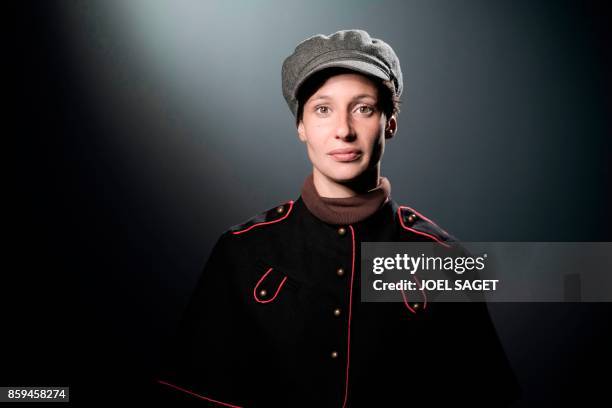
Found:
[295,67,402,127]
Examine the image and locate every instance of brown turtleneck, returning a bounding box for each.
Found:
[300,172,391,225]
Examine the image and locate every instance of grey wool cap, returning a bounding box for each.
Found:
[281,29,403,118]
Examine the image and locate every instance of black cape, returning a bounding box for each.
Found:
[156,196,521,407]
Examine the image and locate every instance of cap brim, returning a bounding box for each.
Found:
[296,59,391,97]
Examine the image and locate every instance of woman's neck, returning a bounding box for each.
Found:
[313,166,381,198]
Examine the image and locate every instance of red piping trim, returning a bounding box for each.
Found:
[399,205,451,236]
[232,200,295,235]
[415,275,428,310]
[253,267,288,304]
[400,275,428,314]
[342,225,357,408]
[157,379,243,408]
[397,206,451,248]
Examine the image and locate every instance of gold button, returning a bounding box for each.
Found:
[336,267,345,277]
[276,205,284,214]
[331,351,339,359]
[337,227,347,236]
[333,308,341,317]
[413,303,420,309]
[407,214,417,224]
[259,289,268,297]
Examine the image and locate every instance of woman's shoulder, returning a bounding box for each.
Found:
[209,200,297,261]
[392,201,457,244]
[225,199,296,236]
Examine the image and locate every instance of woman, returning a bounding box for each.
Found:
[157,29,520,407]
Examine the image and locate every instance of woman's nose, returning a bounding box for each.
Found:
[335,112,356,141]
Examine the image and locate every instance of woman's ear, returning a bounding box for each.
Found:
[385,115,397,139]
[297,120,307,143]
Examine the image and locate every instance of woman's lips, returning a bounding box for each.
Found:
[329,152,361,162]
[328,150,362,162]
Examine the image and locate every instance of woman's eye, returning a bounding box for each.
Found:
[358,106,374,114]
[316,106,329,114]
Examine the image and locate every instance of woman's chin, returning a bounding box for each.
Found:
[323,168,364,183]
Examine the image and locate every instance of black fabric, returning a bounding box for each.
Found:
[156,197,521,407]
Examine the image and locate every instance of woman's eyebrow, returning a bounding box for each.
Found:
[310,93,377,102]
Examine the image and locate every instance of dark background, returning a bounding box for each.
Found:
[6,1,611,405]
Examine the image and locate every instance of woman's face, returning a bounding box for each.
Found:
[297,73,396,184]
